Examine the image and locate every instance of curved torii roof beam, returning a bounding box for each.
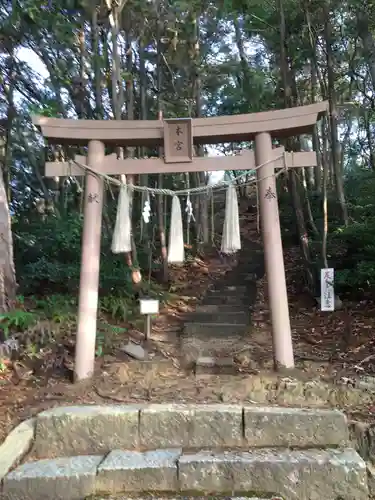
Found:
[32,101,328,146]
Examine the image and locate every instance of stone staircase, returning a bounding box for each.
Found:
[180,239,264,368]
[0,404,371,499]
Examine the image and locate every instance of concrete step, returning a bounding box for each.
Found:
[184,322,247,337]
[1,405,365,499]
[2,448,367,499]
[195,356,238,375]
[195,304,248,313]
[20,405,349,458]
[180,334,247,361]
[183,311,249,324]
[207,285,248,294]
[92,497,277,500]
[202,295,248,305]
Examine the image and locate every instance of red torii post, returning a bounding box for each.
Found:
[33,101,328,381]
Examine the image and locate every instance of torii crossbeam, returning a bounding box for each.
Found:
[33,101,328,382]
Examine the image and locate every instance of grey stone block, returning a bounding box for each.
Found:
[180,334,245,363]
[178,448,368,499]
[368,462,375,496]
[0,418,35,481]
[244,406,349,447]
[369,423,375,462]
[90,497,274,500]
[202,295,247,305]
[139,404,192,448]
[349,420,371,461]
[95,449,180,494]
[139,404,243,449]
[2,455,102,500]
[207,287,247,296]
[195,304,246,313]
[183,311,248,324]
[180,332,245,362]
[184,322,247,336]
[189,404,243,447]
[195,356,237,375]
[33,405,140,457]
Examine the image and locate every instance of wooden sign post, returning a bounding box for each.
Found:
[33,101,328,381]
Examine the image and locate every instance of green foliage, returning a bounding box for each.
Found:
[329,169,375,295]
[0,309,38,339]
[99,295,133,322]
[33,294,77,323]
[13,212,138,296]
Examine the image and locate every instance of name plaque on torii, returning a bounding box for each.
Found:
[163,118,193,164]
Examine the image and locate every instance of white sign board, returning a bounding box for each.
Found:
[320,268,334,311]
[140,299,159,315]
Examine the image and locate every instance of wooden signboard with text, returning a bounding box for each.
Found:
[163,118,193,163]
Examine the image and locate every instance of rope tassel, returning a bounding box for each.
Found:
[221,184,241,254]
[168,195,185,263]
[111,184,132,253]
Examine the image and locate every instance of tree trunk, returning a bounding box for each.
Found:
[192,15,209,248]
[0,55,17,311]
[357,8,375,92]
[156,6,169,282]
[323,1,349,226]
[279,0,314,291]
[0,163,16,313]
[91,7,104,119]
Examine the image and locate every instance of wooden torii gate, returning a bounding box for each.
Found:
[33,101,328,382]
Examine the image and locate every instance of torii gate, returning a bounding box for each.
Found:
[32,101,328,382]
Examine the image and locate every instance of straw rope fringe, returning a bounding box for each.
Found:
[70,152,287,197]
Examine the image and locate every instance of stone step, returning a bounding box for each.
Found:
[177,448,368,499]
[207,285,248,294]
[92,497,276,500]
[180,334,245,361]
[29,405,349,458]
[202,295,249,305]
[195,356,237,375]
[2,448,367,499]
[195,304,247,313]
[183,311,249,324]
[184,322,247,337]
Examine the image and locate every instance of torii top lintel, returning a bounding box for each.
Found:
[32,101,328,147]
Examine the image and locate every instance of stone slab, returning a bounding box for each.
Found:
[183,311,248,324]
[120,341,147,360]
[195,304,247,313]
[91,497,276,499]
[2,455,102,500]
[206,287,247,296]
[0,418,35,481]
[368,462,375,496]
[189,404,243,447]
[178,448,368,499]
[369,423,375,462]
[195,356,237,375]
[139,404,191,448]
[244,406,349,447]
[184,322,247,336]
[209,285,248,293]
[33,405,140,458]
[139,404,243,449]
[95,449,180,494]
[202,295,248,305]
[180,334,246,362]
